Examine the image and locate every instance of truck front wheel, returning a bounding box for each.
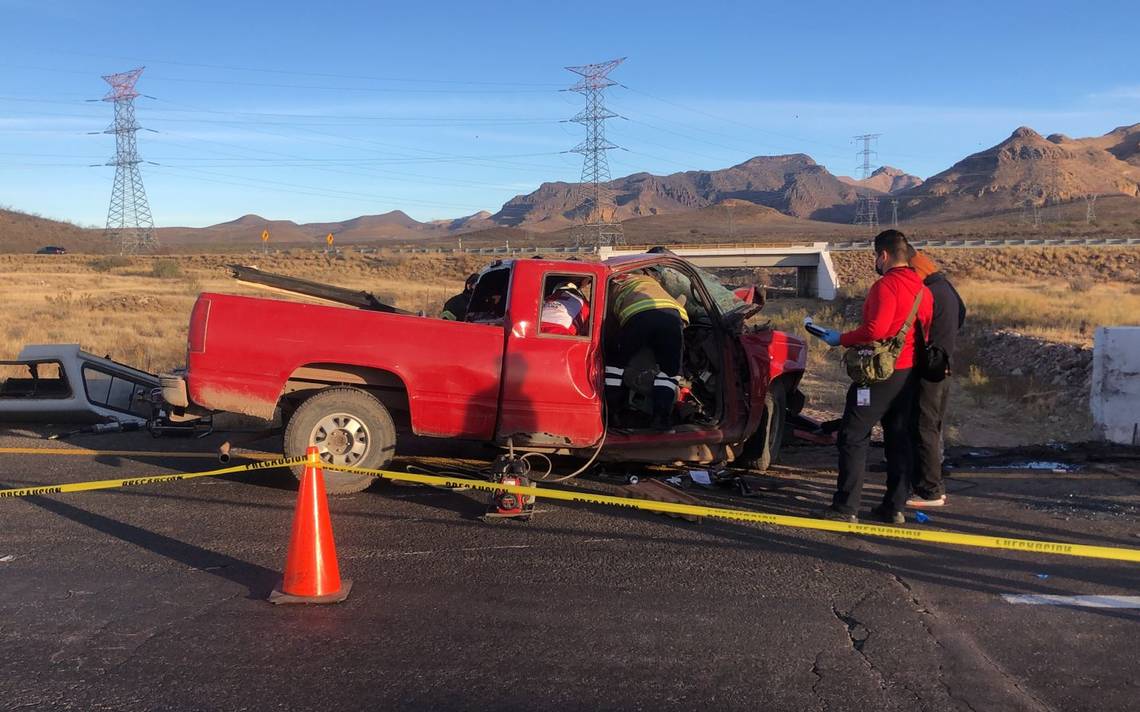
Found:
[283,386,396,494]
[737,381,787,472]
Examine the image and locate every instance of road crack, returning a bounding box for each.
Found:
[888,572,1055,712]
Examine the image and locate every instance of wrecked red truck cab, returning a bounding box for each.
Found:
[164,253,807,493]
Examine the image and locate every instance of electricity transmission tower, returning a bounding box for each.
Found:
[566,57,625,249]
[100,67,156,253]
[1018,185,1044,228]
[890,198,899,227]
[1085,193,1098,224]
[1019,197,1041,228]
[853,196,880,230]
[852,133,882,231]
[853,133,881,181]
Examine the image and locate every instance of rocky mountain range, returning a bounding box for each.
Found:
[896,124,1140,219]
[838,166,924,194]
[492,154,893,230]
[3,123,1138,251]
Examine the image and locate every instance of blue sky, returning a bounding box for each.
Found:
[1,0,1137,227]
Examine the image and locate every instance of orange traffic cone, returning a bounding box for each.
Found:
[269,446,352,604]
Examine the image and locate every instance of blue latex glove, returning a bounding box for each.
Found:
[820,329,842,347]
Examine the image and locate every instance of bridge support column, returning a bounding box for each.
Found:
[796,267,818,298]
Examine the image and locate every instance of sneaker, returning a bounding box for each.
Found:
[905,494,947,508]
[814,506,858,523]
[869,506,905,525]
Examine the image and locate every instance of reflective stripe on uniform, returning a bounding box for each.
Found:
[613,275,689,326]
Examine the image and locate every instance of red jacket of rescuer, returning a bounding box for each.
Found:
[839,266,934,371]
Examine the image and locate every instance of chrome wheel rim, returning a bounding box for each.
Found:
[310,412,370,466]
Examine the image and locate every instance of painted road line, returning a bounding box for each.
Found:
[1001,594,1140,608]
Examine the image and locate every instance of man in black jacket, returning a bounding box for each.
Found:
[441,273,479,321]
[907,250,966,508]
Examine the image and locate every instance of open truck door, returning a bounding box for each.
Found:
[494,261,605,449]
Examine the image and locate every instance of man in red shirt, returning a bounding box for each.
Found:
[815,230,933,524]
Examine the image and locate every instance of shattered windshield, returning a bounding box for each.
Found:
[692,265,747,314]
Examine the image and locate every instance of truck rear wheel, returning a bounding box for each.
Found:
[738,381,787,472]
[283,386,396,494]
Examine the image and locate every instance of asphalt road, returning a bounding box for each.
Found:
[0,428,1137,711]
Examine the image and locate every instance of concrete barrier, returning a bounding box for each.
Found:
[1091,327,1140,445]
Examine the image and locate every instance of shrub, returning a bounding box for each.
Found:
[150,260,182,279]
[89,256,132,272]
[1067,276,1094,293]
[963,365,990,407]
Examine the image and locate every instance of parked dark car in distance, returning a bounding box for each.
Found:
[35,246,67,255]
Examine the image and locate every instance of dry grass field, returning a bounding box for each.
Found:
[2,247,1136,447]
[0,251,479,373]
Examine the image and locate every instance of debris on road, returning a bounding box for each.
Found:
[620,478,703,522]
[0,344,158,425]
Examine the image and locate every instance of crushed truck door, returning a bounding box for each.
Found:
[495,262,604,448]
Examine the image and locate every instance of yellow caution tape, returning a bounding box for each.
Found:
[322,463,1140,564]
[0,450,1136,563]
[0,456,307,498]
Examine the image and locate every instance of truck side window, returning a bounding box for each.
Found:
[82,366,152,418]
[0,361,71,399]
[466,267,511,325]
[539,274,593,337]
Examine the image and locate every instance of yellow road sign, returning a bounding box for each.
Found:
[261,229,269,242]
[326,233,334,246]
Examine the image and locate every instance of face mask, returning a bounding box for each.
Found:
[874,253,885,276]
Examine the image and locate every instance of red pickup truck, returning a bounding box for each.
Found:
[163,251,808,493]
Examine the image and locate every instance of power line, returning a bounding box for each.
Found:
[31,49,565,87]
[566,57,626,248]
[0,62,558,94]
[99,67,156,253]
[617,83,857,156]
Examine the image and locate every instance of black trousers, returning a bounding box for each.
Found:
[833,368,917,515]
[611,309,684,421]
[913,377,950,498]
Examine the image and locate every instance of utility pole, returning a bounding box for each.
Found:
[99,67,156,254]
[1085,193,1098,224]
[851,133,882,232]
[566,57,625,250]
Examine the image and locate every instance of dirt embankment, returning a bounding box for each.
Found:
[831,246,1140,287]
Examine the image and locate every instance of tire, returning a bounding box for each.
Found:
[738,381,787,472]
[282,386,396,494]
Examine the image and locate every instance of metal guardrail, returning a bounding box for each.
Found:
[360,236,1140,257]
[830,236,1140,251]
